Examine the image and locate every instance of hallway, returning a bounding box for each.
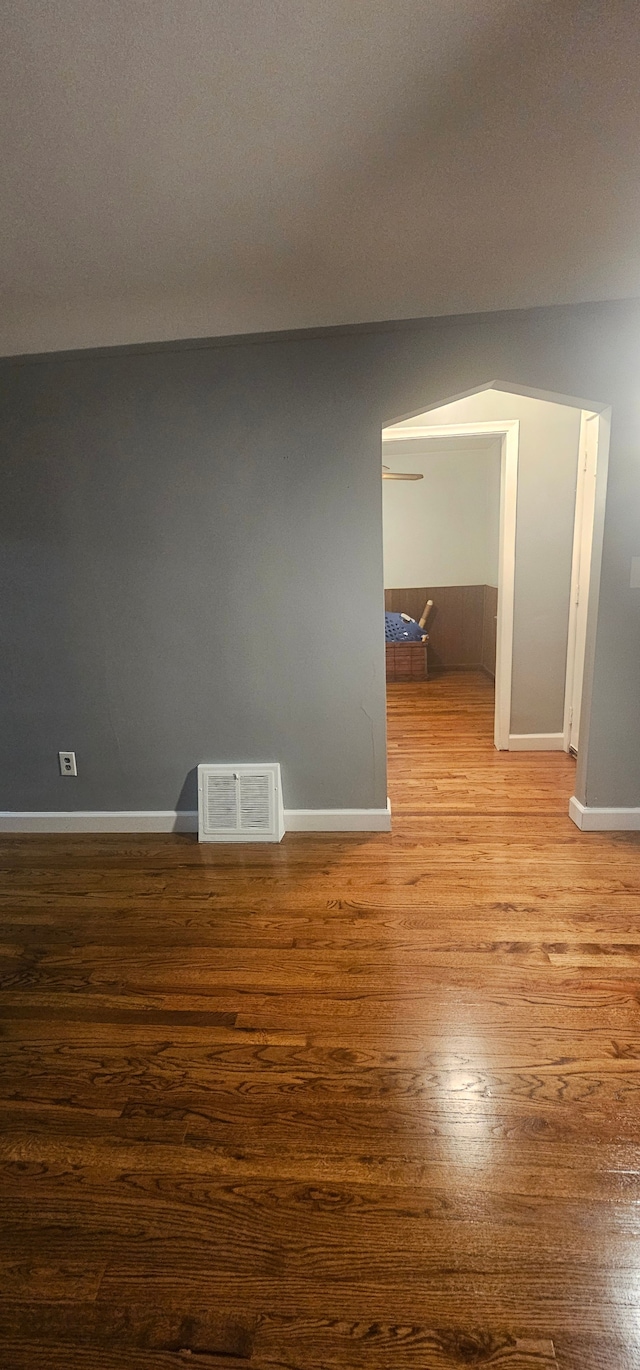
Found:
[0,678,639,1367]
[387,670,576,816]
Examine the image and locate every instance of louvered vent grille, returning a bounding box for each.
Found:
[239,773,271,830]
[205,773,237,830]
[197,763,284,843]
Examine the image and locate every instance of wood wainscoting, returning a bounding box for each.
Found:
[385,585,498,674]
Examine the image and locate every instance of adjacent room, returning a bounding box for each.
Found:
[382,386,601,818]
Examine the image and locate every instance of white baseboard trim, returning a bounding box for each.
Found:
[284,802,392,832]
[569,797,640,830]
[508,733,565,751]
[0,803,392,835]
[0,810,199,833]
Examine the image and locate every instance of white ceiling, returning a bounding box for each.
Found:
[2,0,640,355]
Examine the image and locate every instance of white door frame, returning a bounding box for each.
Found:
[383,419,519,749]
[563,410,600,753]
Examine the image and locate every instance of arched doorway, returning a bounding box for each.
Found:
[381,382,611,822]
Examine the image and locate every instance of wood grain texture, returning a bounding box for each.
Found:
[2,671,640,1366]
[385,585,487,669]
[385,640,428,681]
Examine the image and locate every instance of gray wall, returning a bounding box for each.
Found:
[0,341,388,812]
[1,298,640,812]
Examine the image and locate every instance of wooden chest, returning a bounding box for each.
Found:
[385,640,428,681]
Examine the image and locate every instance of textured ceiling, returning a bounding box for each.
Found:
[2,0,640,354]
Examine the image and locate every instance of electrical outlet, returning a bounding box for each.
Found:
[59,751,77,776]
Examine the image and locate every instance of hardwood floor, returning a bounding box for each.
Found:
[1,671,640,1367]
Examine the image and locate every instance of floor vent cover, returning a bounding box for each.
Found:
[197,763,284,842]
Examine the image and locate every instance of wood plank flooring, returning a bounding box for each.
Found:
[1,672,640,1367]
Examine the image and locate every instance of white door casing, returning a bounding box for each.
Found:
[564,411,600,753]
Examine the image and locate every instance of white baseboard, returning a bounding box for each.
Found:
[569,797,640,830]
[0,803,392,835]
[508,733,565,751]
[284,802,391,832]
[0,810,199,833]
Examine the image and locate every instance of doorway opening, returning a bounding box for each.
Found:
[384,415,515,749]
[382,383,610,817]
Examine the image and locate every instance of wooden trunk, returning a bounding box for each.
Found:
[385,585,497,673]
[385,640,428,681]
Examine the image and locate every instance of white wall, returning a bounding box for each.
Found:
[391,388,582,735]
[383,442,501,587]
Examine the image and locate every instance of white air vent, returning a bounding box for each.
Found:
[197,763,284,843]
